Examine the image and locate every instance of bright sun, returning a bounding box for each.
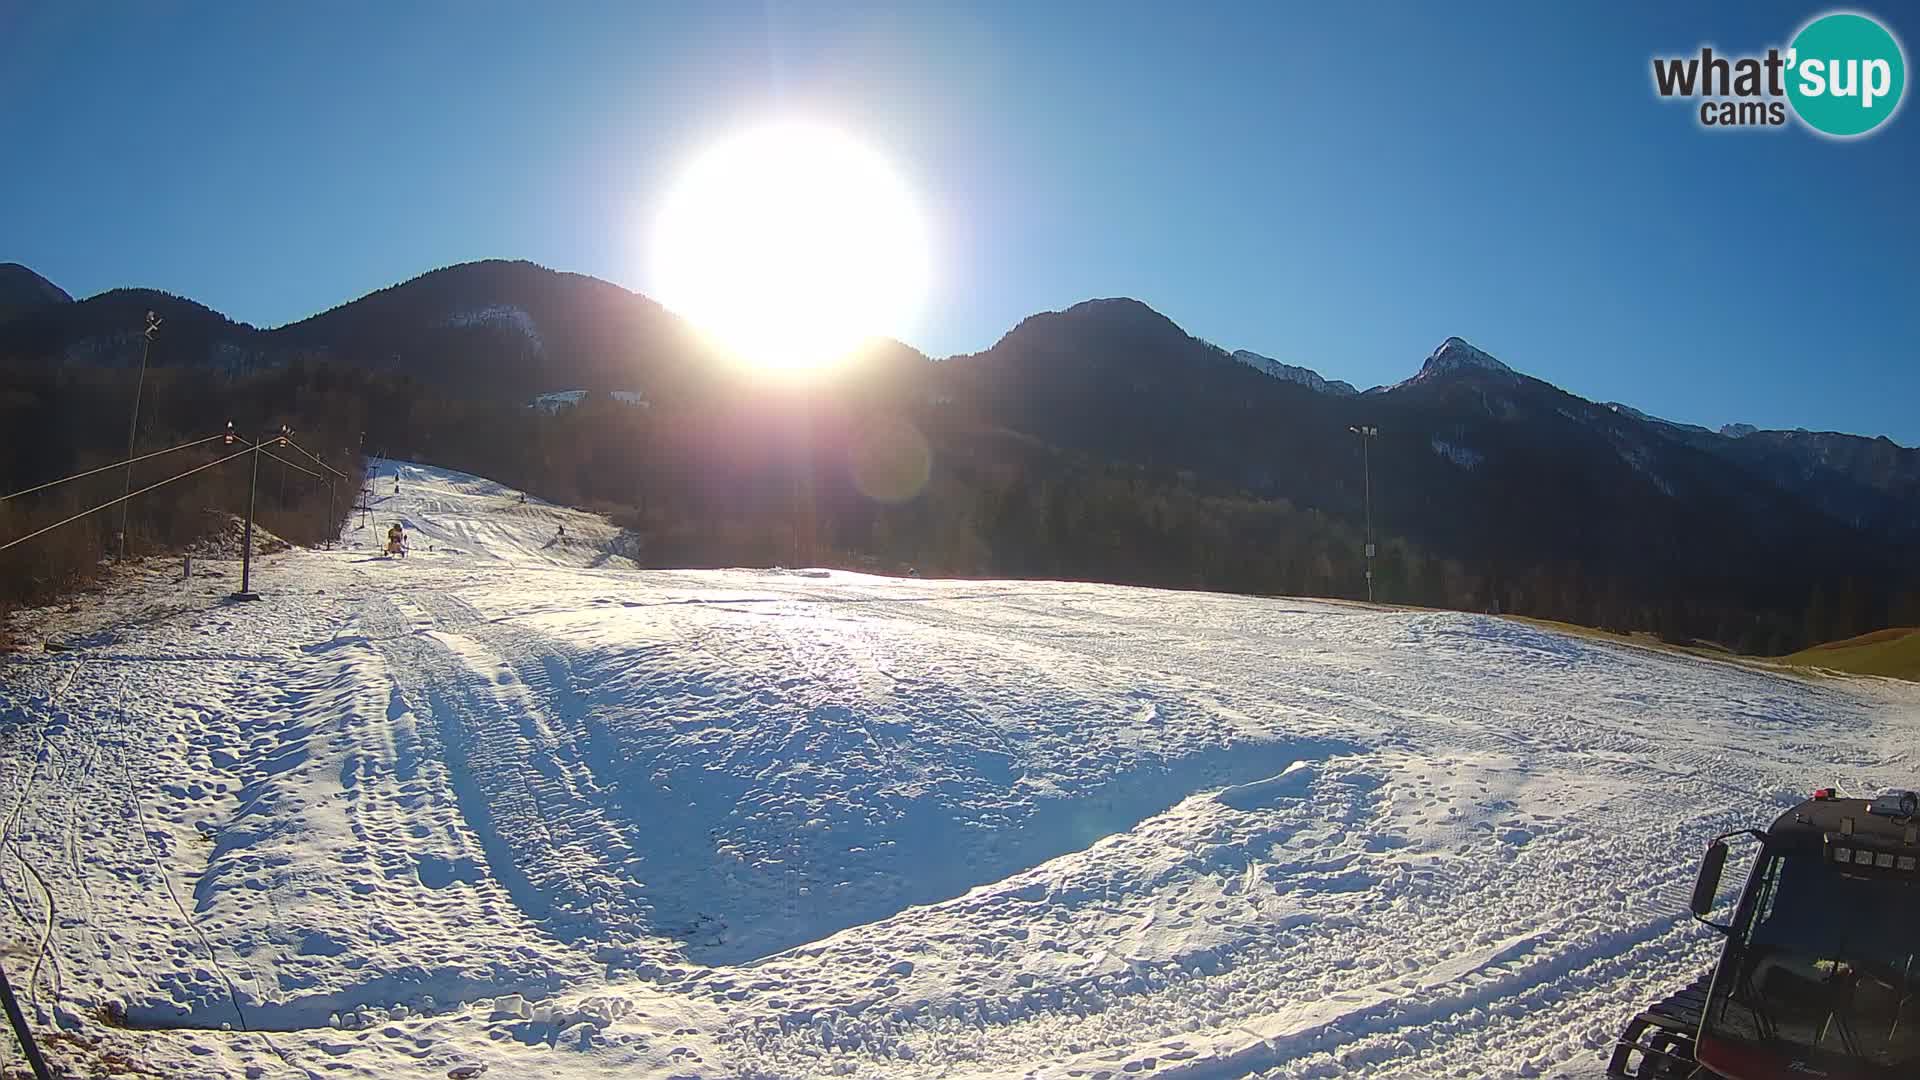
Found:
[652,120,930,373]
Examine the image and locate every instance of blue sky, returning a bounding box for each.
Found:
[3,2,1915,441]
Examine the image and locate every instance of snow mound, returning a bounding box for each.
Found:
[1215,761,1316,809]
[184,510,292,558]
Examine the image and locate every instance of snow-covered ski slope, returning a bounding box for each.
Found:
[1,461,1916,1079]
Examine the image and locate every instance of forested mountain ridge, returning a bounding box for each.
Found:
[3,259,1915,652]
[0,262,71,322]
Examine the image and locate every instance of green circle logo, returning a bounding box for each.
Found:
[1787,12,1906,137]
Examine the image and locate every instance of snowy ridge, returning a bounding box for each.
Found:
[1601,408,1823,446]
[1,463,1915,1079]
[1604,402,1714,438]
[1230,350,1358,396]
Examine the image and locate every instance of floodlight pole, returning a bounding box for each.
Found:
[117,311,162,559]
[1349,425,1378,603]
[791,391,812,569]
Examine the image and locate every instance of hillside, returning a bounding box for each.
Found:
[2,462,1916,1078]
[3,263,1917,653]
[940,301,1919,649]
[1786,626,1920,681]
[269,260,712,397]
[0,262,71,322]
[0,284,263,373]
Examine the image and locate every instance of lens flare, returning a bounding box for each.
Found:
[851,416,932,503]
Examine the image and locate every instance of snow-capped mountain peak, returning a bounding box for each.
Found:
[1417,336,1515,379]
[1230,349,1358,396]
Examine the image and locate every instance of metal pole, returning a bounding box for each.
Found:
[790,400,805,568]
[239,439,260,598]
[1350,425,1378,603]
[117,311,161,559]
[1363,432,1373,603]
[0,959,53,1080]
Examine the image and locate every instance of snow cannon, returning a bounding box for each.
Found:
[1607,788,1920,1078]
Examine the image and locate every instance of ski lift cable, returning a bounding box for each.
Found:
[226,433,333,482]
[278,436,350,479]
[0,446,254,554]
[254,447,326,482]
[0,432,226,504]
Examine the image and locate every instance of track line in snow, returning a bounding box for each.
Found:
[116,677,251,1034]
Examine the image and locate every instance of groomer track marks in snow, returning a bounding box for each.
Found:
[0,461,1915,1079]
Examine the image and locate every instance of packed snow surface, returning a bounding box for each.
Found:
[2,462,1916,1079]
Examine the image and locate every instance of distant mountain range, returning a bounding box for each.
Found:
[0,261,708,399]
[4,258,1914,644]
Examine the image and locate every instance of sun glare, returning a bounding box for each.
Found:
[651,120,930,373]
